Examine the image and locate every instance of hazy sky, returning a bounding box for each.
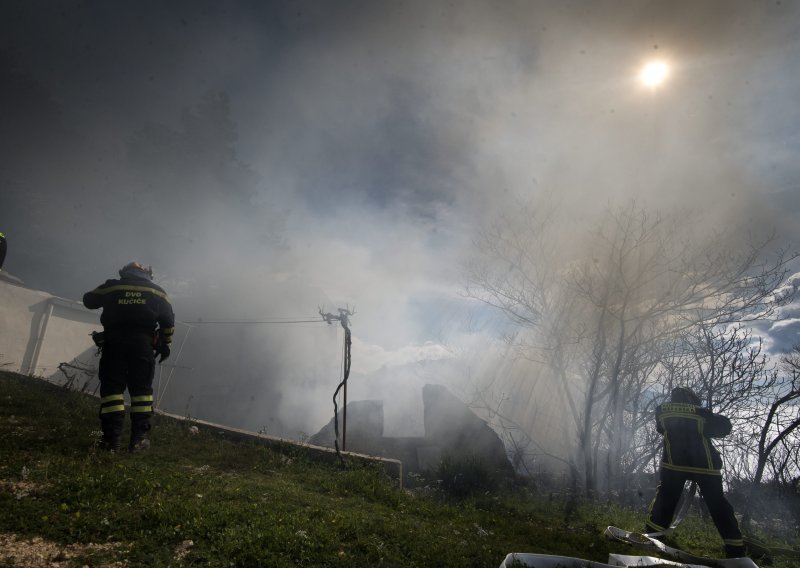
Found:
[2,1,800,434]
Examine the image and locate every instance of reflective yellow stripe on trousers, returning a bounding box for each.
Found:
[130,394,153,413]
[100,394,125,414]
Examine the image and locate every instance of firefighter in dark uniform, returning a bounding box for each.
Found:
[83,262,174,452]
[0,231,6,269]
[646,387,746,558]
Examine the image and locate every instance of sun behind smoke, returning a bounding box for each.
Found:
[640,61,669,88]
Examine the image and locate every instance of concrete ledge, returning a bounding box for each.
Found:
[0,270,25,287]
[154,409,403,487]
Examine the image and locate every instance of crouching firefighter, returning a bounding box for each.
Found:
[83,262,175,452]
[645,387,746,558]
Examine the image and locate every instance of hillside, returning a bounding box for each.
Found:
[0,371,795,567]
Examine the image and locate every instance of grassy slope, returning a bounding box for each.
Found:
[0,371,795,567]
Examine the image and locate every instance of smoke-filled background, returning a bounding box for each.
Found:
[2,1,799,441]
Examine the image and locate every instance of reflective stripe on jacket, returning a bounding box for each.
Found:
[83,276,175,342]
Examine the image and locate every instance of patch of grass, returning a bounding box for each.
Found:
[437,454,498,499]
[1,370,797,566]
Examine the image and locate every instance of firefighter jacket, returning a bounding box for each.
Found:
[83,275,175,344]
[656,402,731,475]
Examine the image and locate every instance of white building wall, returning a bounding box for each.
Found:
[0,274,100,382]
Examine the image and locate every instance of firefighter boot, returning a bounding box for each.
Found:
[129,417,151,452]
[100,411,124,452]
[725,544,747,558]
[100,434,121,452]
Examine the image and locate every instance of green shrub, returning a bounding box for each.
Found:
[437,454,497,498]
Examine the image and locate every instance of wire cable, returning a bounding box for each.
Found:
[156,323,192,408]
[182,317,325,325]
[332,322,352,465]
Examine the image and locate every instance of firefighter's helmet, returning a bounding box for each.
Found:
[671,386,701,406]
[119,261,153,280]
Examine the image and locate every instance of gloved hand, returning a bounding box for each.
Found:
[156,341,171,363]
[158,343,170,363]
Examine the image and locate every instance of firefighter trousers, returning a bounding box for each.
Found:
[646,467,744,556]
[98,334,155,445]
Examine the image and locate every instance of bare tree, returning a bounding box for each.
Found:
[465,196,797,497]
[740,346,800,526]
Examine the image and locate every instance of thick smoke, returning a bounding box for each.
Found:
[2,1,799,440]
